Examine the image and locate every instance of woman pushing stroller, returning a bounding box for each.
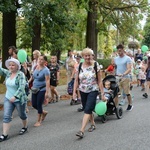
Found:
[73,48,106,138]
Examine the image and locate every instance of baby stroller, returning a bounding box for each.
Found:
[100,75,123,123]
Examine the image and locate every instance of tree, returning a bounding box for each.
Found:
[0,0,20,67]
[142,14,150,47]
[76,0,148,58]
[20,0,80,57]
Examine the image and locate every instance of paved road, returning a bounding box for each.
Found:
[0,85,150,150]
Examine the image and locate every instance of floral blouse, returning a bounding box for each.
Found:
[78,62,100,93]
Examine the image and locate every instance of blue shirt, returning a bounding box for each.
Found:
[33,67,50,91]
[5,76,19,101]
[114,55,132,78]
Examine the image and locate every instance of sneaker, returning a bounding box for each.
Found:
[118,94,121,98]
[0,134,8,142]
[126,105,133,111]
[143,93,148,98]
[119,99,125,106]
[77,107,84,112]
[74,99,81,105]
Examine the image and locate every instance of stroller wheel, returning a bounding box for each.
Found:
[115,107,123,119]
[101,115,107,123]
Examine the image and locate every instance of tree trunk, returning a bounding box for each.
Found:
[2,11,16,67]
[32,17,41,53]
[86,0,98,59]
[51,49,61,63]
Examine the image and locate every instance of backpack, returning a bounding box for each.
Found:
[67,78,75,95]
[78,61,98,83]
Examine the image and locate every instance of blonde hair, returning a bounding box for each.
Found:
[33,50,41,57]
[81,47,94,57]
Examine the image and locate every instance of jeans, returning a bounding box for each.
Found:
[3,97,27,123]
[32,91,45,114]
[80,91,98,114]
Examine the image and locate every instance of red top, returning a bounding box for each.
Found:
[106,64,115,72]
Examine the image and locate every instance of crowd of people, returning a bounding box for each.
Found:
[0,44,150,141]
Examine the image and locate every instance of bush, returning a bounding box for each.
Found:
[97,59,111,69]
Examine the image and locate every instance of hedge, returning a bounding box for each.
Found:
[97,59,111,69]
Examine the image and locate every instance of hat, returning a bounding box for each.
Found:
[137,59,141,62]
[5,58,21,70]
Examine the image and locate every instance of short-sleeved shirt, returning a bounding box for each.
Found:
[78,62,100,93]
[33,67,50,91]
[114,55,132,78]
[47,63,59,81]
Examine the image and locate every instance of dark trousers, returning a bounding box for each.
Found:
[32,91,45,114]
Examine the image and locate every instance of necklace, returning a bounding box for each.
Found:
[36,67,45,76]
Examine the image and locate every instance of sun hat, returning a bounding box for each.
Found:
[137,59,141,62]
[5,58,21,70]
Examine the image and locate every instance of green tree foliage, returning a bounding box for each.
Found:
[76,0,148,57]
[142,14,150,47]
[19,0,80,55]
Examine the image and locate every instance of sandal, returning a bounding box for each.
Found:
[19,127,28,135]
[76,131,84,138]
[88,125,96,132]
[0,134,8,142]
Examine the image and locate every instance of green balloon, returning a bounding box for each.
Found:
[113,47,117,52]
[17,49,27,63]
[80,58,84,63]
[141,45,148,53]
[95,101,107,116]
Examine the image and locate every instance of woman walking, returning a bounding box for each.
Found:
[48,55,60,103]
[73,48,105,138]
[0,58,28,142]
[31,55,50,127]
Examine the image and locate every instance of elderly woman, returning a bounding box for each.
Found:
[73,48,105,138]
[31,55,50,127]
[0,58,28,142]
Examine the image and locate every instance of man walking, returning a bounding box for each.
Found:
[114,44,133,111]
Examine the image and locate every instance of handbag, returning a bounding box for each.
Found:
[31,85,45,94]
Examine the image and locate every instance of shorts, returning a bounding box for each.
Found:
[118,78,130,95]
[80,91,98,114]
[140,79,146,84]
[50,79,57,87]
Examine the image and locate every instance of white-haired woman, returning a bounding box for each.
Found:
[73,48,105,138]
[0,58,28,142]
